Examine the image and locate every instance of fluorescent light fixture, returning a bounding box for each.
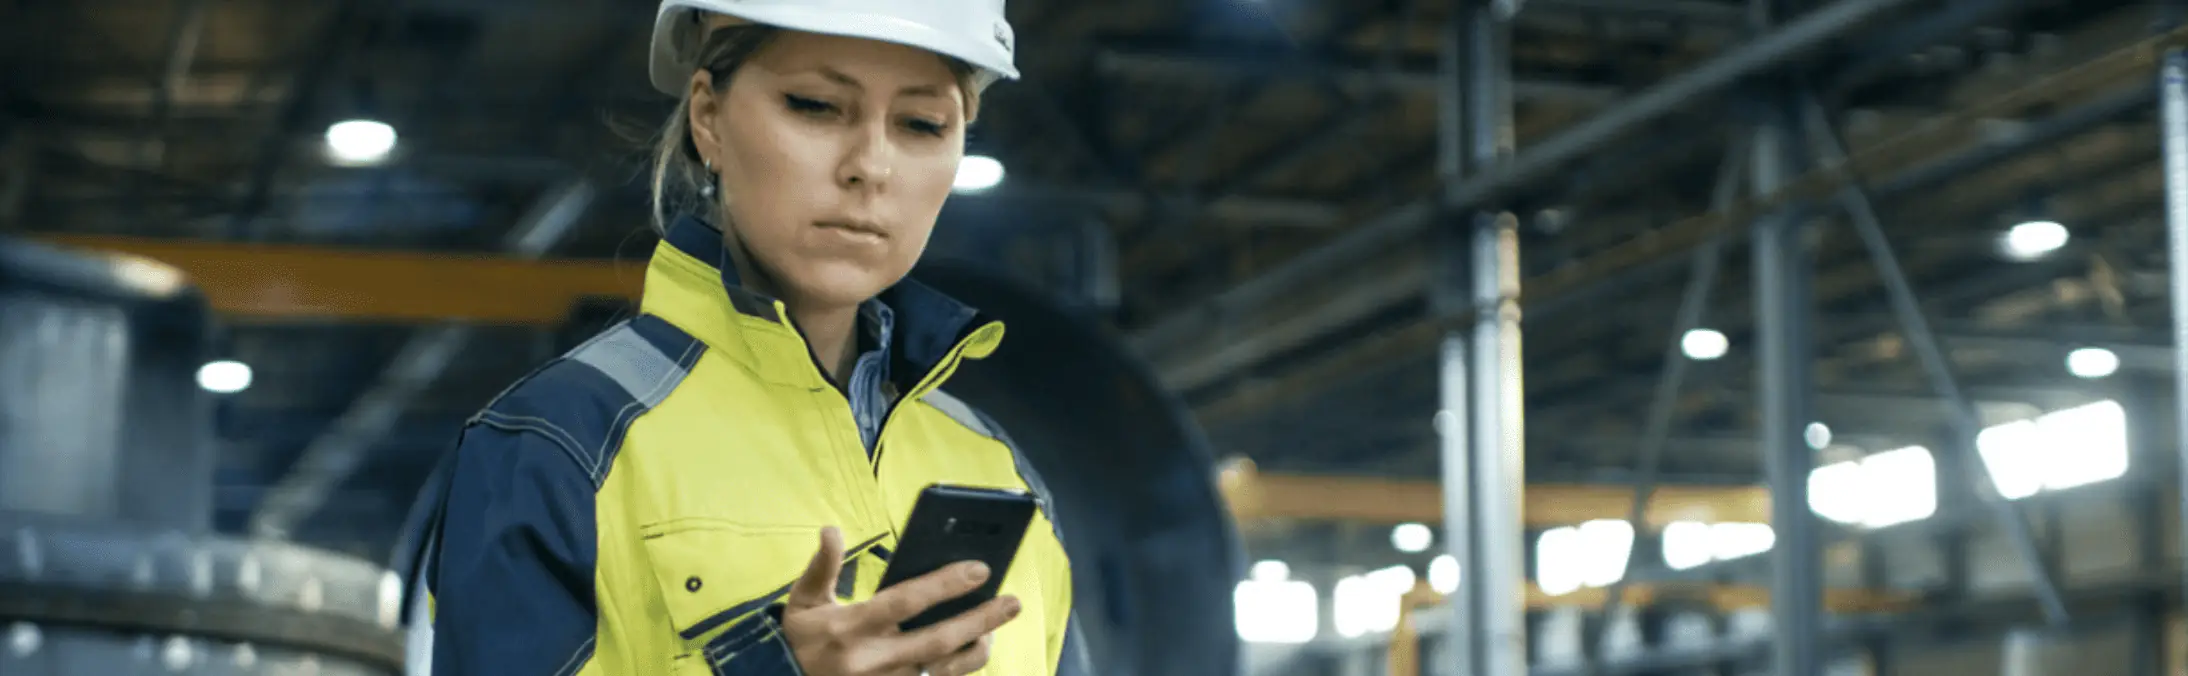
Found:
[1680,328,1728,360]
[197,360,253,394]
[324,119,398,166]
[2065,347,2119,379]
[953,155,1005,193]
[2001,220,2069,260]
[1249,559,1290,582]
[1390,522,1433,553]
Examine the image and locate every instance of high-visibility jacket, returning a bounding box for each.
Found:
[419,216,1089,675]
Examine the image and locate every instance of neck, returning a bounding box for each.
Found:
[791,302,863,384]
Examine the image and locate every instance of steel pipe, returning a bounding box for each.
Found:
[2160,46,2188,623]
[1798,91,2071,625]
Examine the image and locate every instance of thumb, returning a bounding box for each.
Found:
[787,526,846,610]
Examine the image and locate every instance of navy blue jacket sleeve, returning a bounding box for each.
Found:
[430,423,600,676]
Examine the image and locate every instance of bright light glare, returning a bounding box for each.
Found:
[1235,579,1317,644]
[1663,521,1775,571]
[1332,565,1416,638]
[2066,347,2119,379]
[197,360,253,394]
[1390,522,1434,553]
[1249,559,1291,582]
[1535,519,1633,596]
[2002,220,2069,260]
[1681,328,1729,361]
[1978,400,2129,499]
[1808,446,1937,528]
[1428,555,1459,594]
[953,155,1005,192]
[1804,421,1832,450]
[324,119,398,166]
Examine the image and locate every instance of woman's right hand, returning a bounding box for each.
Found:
[781,527,1024,676]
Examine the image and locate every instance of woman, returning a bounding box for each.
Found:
[416,1,1088,674]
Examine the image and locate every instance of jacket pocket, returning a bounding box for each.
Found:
[639,518,821,646]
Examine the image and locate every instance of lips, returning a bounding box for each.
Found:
[815,220,887,239]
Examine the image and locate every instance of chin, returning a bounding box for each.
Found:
[778,261,903,309]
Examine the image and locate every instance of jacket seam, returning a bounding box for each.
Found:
[469,414,601,489]
[552,635,596,676]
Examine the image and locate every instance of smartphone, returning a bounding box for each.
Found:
[876,483,1039,632]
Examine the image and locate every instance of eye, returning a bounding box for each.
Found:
[783,94,839,117]
[902,116,949,137]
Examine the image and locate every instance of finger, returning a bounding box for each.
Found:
[787,526,846,610]
[866,560,990,624]
[924,635,992,676]
[895,595,1020,663]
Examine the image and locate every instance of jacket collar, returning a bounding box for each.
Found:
[641,215,1003,391]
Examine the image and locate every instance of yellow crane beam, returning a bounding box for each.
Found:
[43,235,1780,529]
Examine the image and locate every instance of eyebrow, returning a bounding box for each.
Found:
[816,66,949,99]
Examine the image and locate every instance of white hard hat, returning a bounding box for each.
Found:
[648,0,1020,97]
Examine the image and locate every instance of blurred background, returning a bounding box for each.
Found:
[8,0,2188,674]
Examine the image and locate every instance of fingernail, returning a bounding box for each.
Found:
[1005,597,1023,617]
[963,562,991,582]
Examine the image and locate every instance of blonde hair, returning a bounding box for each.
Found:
[647,21,986,233]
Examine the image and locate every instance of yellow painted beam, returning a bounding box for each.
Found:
[39,236,1779,530]
[38,235,643,325]
[1219,459,1771,529]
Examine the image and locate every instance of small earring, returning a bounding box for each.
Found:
[700,159,718,198]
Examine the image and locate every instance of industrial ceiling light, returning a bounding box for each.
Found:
[1249,559,1291,582]
[1428,554,1460,594]
[2000,220,2069,260]
[1390,522,1433,553]
[2065,346,2119,379]
[1680,328,1729,361]
[1804,421,1832,450]
[324,118,398,166]
[953,155,1004,193]
[196,360,253,394]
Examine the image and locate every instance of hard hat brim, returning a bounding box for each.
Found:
[648,0,1020,98]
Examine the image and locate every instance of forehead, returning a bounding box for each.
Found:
[745,30,959,90]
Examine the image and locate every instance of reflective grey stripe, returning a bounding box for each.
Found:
[570,323,687,408]
[924,390,1063,544]
[921,389,992,437]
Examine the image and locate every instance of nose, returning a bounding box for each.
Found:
[836,122,893,192]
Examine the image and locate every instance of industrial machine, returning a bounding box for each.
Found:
[0,235,409,674]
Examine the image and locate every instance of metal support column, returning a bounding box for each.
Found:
[1796,92,2070,624]
[1589,132,1749,661]
[1751,93,1823,676]
[2161,44,2188,620]
[1436,2,1520,675]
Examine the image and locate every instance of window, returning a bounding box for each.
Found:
[1536,519,1633,596]
[1977,399,2129,499]
[1235,561,1317,644]
[1808,445,1936,528]
[1662,521,1774,570]
[1333,565,1417,638]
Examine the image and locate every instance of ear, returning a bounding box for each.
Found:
[686,70,724,168]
